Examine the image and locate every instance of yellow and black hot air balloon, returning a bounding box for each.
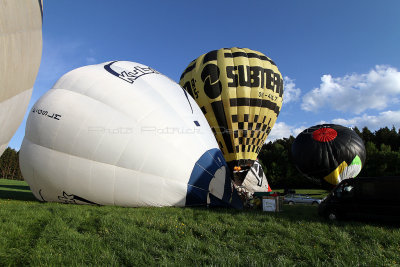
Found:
[180,47,284,177]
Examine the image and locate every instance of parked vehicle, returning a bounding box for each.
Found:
[318,176,400,221]
[284,194,321,205]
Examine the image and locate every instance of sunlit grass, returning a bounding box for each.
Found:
[1,179,399,266]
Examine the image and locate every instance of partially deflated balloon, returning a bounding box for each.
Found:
[0,0,43,155]
[20,61,242,208]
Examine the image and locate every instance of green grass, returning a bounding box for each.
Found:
[1,179,400,266]
[0,179,37,201]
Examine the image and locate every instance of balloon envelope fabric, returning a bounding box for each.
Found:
[19,61,242,208]
[0,0,42,155]
[180,47,284,171]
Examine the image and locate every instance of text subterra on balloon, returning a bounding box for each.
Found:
[184,65,283,100]
[32,108,61,120]
[225,65,283,94]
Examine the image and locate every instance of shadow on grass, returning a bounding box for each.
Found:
[204,205,400,228]
[196,204,325,223]
[0,189,37,201]
[0,184,31,191]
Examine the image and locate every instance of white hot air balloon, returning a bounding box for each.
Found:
[19,61,243,208]
[0,0,43,154]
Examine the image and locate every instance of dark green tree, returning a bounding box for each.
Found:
[0,147,24,180]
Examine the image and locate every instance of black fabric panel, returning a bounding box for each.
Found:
[180,61,196,81]
[229,98,279,115]
[203,50,218,64]
[211,101,234,153]
[224,51,276,66]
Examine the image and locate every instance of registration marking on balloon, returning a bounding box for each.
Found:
[32,107,61,120]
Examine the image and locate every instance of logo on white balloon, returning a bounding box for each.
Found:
[104,61,159,84]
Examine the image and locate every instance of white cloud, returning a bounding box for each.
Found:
[266,122,306,141]
[283,76,301,103]
[301,65,400,114]
[265,109,400,143]
[330,110,400,131]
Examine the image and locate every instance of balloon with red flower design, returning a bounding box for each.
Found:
[291,124,366,188]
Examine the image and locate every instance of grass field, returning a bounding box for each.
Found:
[1,179,400,266]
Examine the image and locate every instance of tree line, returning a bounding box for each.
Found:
[258,126,400,189]
[0,148,23,180]
[1,126,399,186]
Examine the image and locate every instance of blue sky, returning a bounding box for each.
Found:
[9,0,400,149]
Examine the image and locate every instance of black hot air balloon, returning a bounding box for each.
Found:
[291,124,366,188]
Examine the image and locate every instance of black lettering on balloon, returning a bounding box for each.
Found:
[260,68,265,89]
[274,73,281,94]
[201,64,222,99]
[225,65,281,91]
[226,66,238,87]
[238,65,251,87]
[265,69,274,90]
[58,191,99,205]
[191,79,199,98]
[182,79,199,99]
[32,107,61,121]
[250,66,261,87]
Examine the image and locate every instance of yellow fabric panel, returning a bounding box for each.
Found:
[323,161,348,185]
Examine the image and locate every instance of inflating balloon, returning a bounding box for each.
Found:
[241,160,271,193]
[291,124,366,188]
[179,47,284,173]
[0,0,43,155]
[19,61,242,208]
